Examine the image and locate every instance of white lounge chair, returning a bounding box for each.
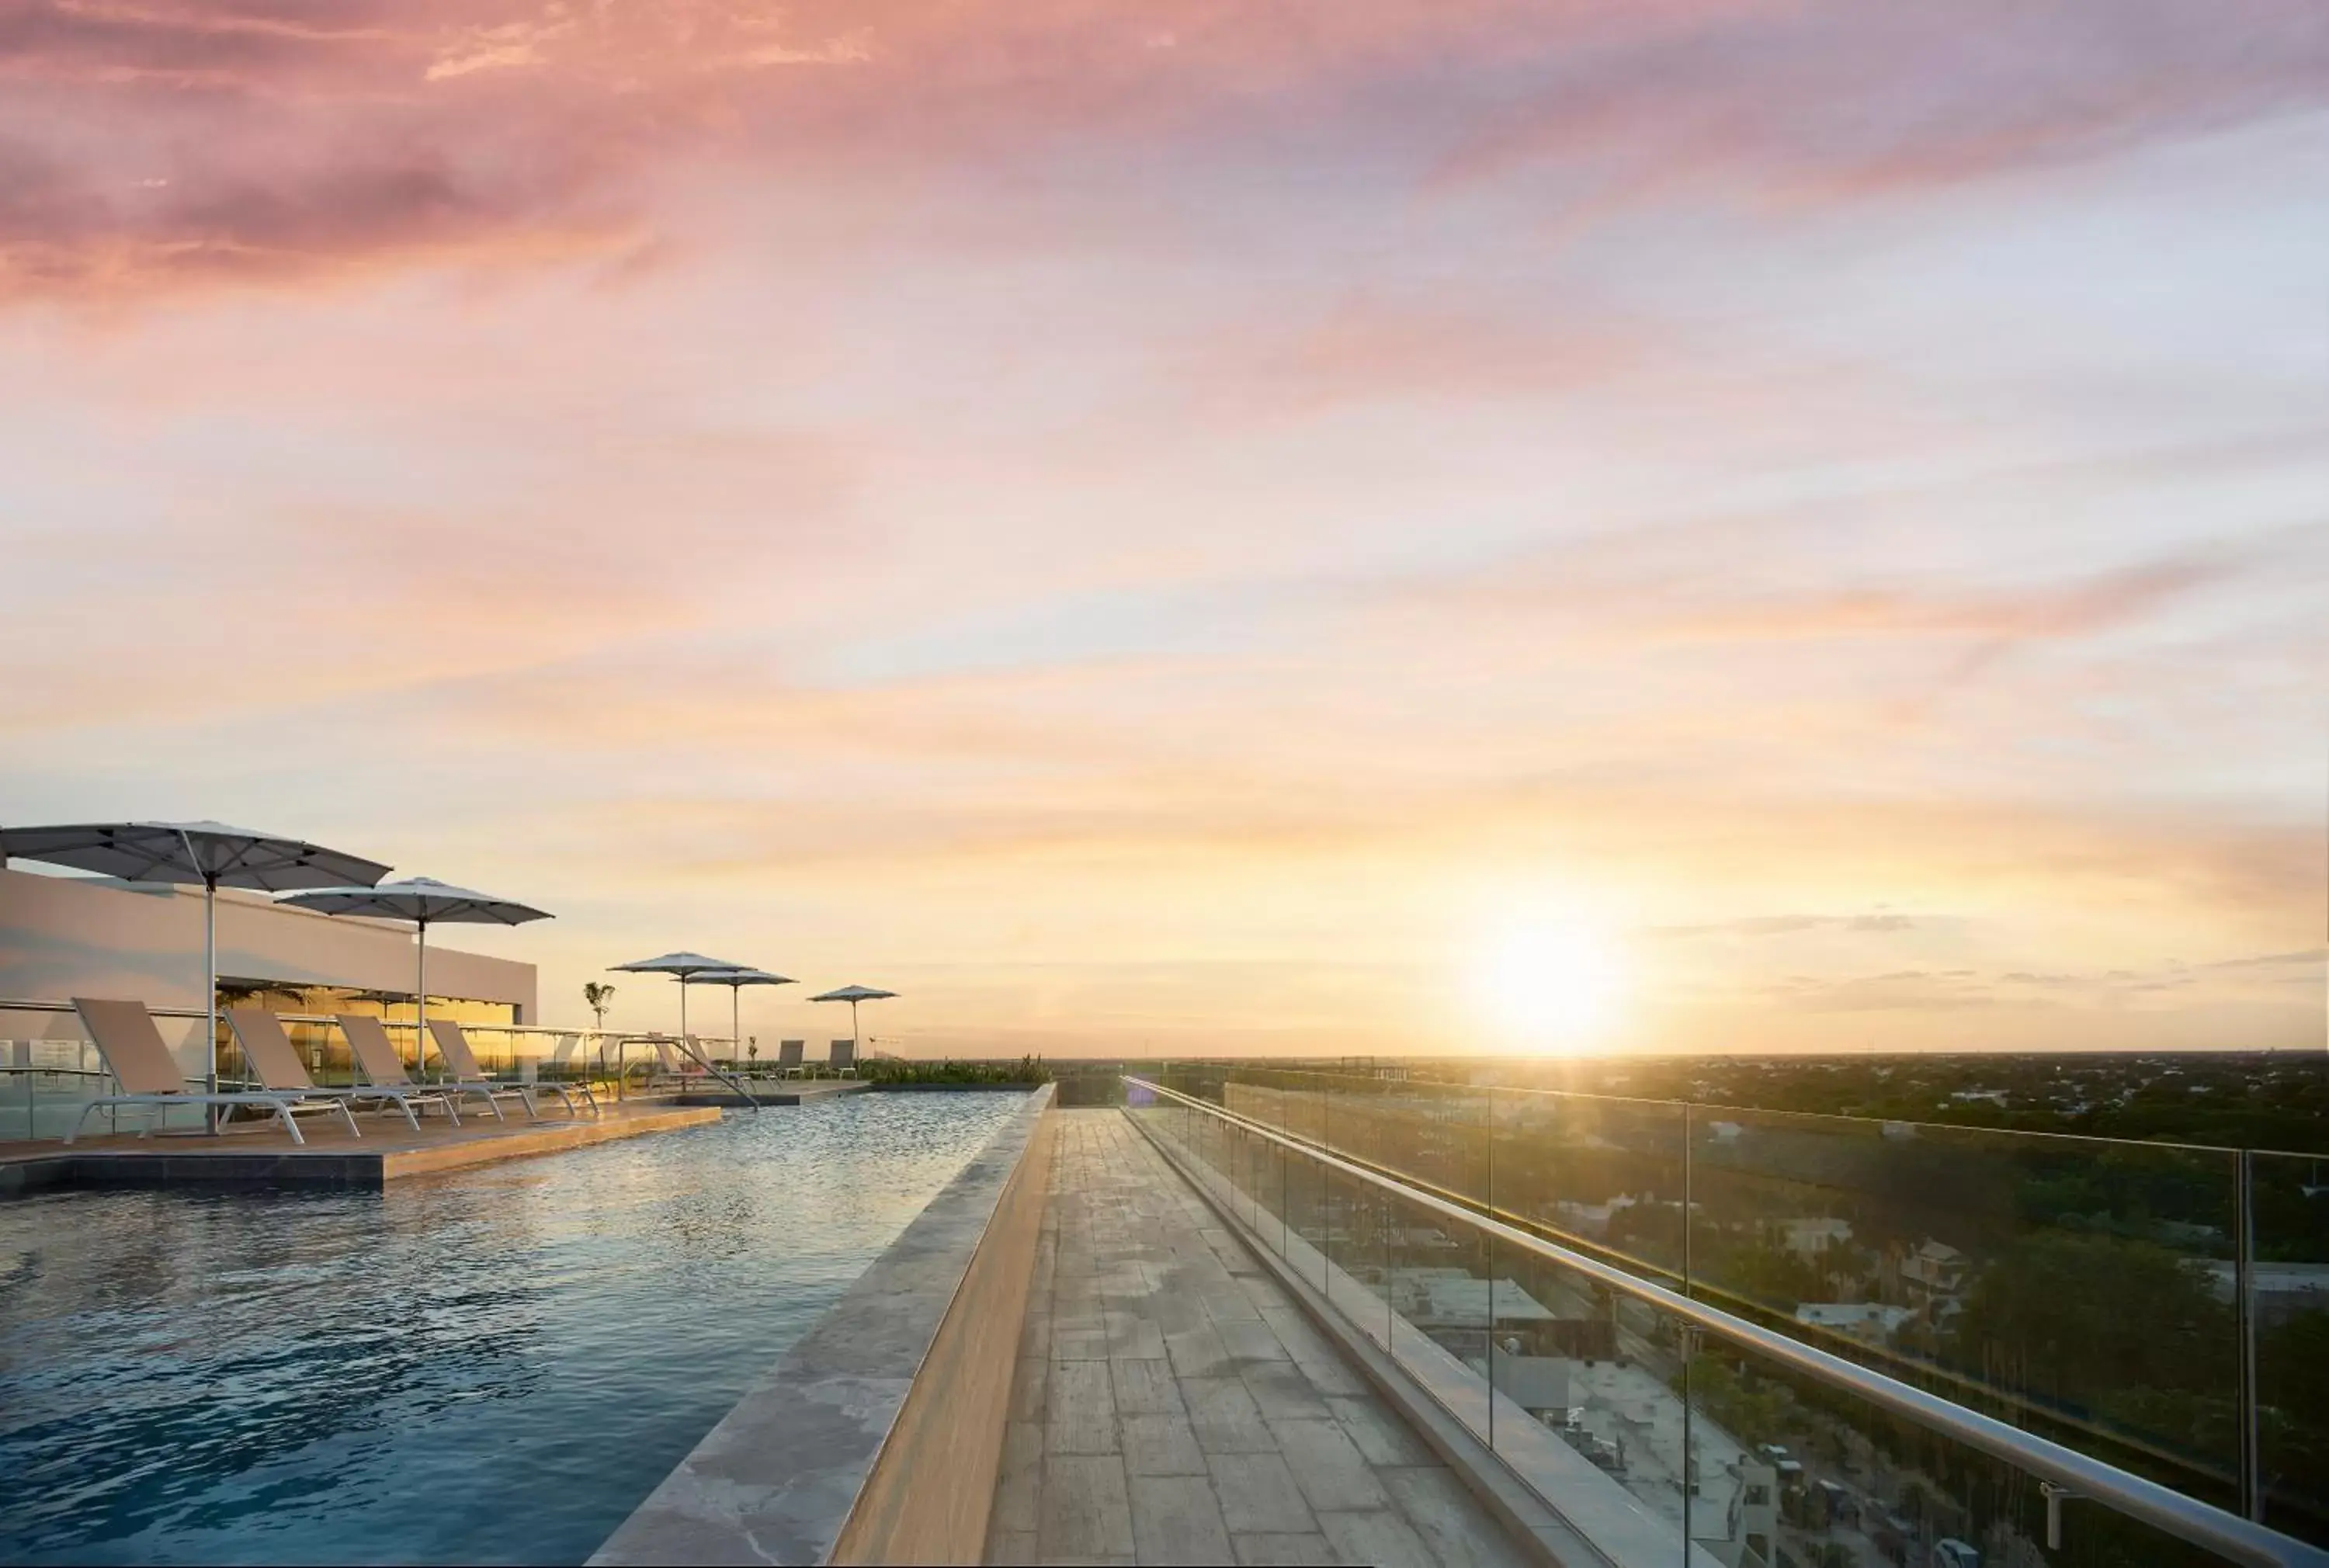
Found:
[66,997,355,1146]
[829,1039,858,1079]
[338,1013,502,1126]
[776,1039,806,1079]
[226,1009,449,1133]
[429,1019,597,1119]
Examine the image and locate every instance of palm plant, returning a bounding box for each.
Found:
[582,980,616,1032]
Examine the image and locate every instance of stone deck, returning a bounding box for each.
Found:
[0,1097,724,1193]
[989,1110,1531,1567]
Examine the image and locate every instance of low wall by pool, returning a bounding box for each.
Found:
[592,1082,1058,1567]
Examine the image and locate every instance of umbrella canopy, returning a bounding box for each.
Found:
[610,952,751,1040]
[280,877,550,927]
[0,820,390,892]
[0,820,391,1122]
[810,983,897,1049]
[683,968,797,1065]
[279,878,552,1077]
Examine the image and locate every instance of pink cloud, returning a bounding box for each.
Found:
[4,0,2324,300]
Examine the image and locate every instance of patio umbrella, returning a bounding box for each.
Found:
[277,878,551,1077]
[810,983,897,1051]
[0,820,392,1122]
[609,952,750,1042]
[684,968,797,1069]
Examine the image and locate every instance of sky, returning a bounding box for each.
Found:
[2,0,2325,1058]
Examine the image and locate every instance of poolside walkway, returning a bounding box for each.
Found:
[987,1109,1530,1567]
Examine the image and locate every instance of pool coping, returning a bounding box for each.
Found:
[0,1104,725,1195]
[588,1081,1057,1567]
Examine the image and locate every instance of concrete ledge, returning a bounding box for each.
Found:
[0,1105,723,1194]
[378,1105,724,1180]
[830,1091,1058,1563]
[591,1084,1057,1568]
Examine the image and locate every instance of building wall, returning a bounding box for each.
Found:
[0,867,537,1020]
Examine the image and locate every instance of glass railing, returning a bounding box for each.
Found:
[1127,1069,2327,1568]
[0,998,772,1140]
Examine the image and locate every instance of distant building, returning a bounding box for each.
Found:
[1900,1240,1967,1302]
[1,868,536,1083]
[1389,1268,1559,1335]
[1768,1216,1854,1258]
[1553,1194,1637,1238]
[1795,1302,1914,1344]
[2199,1262,2329,1328]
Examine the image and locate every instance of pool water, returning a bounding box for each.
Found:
[0,1091,1030,1566]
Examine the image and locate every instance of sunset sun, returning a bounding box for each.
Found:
[1470,921,1630,1049]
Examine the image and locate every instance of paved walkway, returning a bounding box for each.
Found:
[986,1109,1530,1566]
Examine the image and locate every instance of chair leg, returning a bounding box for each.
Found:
[276,1104,307,1146]
[331,1101,362,1139]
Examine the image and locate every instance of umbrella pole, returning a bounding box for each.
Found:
[415,920,429,1080]
[734,990,741,1076]
[679,980,688,1049]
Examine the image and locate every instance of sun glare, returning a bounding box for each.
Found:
[1470,921,1630,1050]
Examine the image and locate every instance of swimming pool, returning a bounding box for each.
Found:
[0,1090,1031,1566]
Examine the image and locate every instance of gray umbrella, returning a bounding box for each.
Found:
[278,878,551,1078]
[0,820,392,1122]
[684,967,797,1068]
[610,952,750,1042]
[810,983,897,1052]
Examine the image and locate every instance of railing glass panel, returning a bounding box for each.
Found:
[2252,1150,2329,1546]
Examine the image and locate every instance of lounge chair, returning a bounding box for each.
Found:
[776,1039,806,1079]
[226,1009,453,1133]
[829,1038,858,1079]
[66,997,356,1146]
[429,1019,597,1119]
[338,1012,498,1126]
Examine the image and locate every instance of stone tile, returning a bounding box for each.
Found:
[1105,1311,1168,1360]
[1380,1468,1530,1568]
[1315,1511,1435,1568]
[1269,1418,1390,1514]
[1110,1356,1185,1416]
[1260,1306,1347,1365]
[1241,1362,1331,1421]
[1324,1396,1436,1469]
[1208,1453,1317,1535]
[1162,1323,1237,1380]
[1182,1376,1278,1455]
[1230,1534,1341,1566]
[1286,1351,1369,1400]
[991,1421,1045,1533]
[1126,1474,1235,1566]
[1217,1316,1293,1363]
[987,1528,1037,1563]
[1012,1351,1051,1422]
[1121,1412,1208,1477]
[1047,1361,1119,1455]
[1201,1287,1265,1323]
[1053,1326,1113,1362]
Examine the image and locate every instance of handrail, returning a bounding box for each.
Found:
[670,1034,759,1109]
[1125,1075,2324,1568]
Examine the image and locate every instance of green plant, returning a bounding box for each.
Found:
[582,981,616,1032]
[863,1056,1053,1087]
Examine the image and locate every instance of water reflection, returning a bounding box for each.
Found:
[0,1091,1027,1566]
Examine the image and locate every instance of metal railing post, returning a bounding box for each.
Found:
[2238,1147,2261,1521]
